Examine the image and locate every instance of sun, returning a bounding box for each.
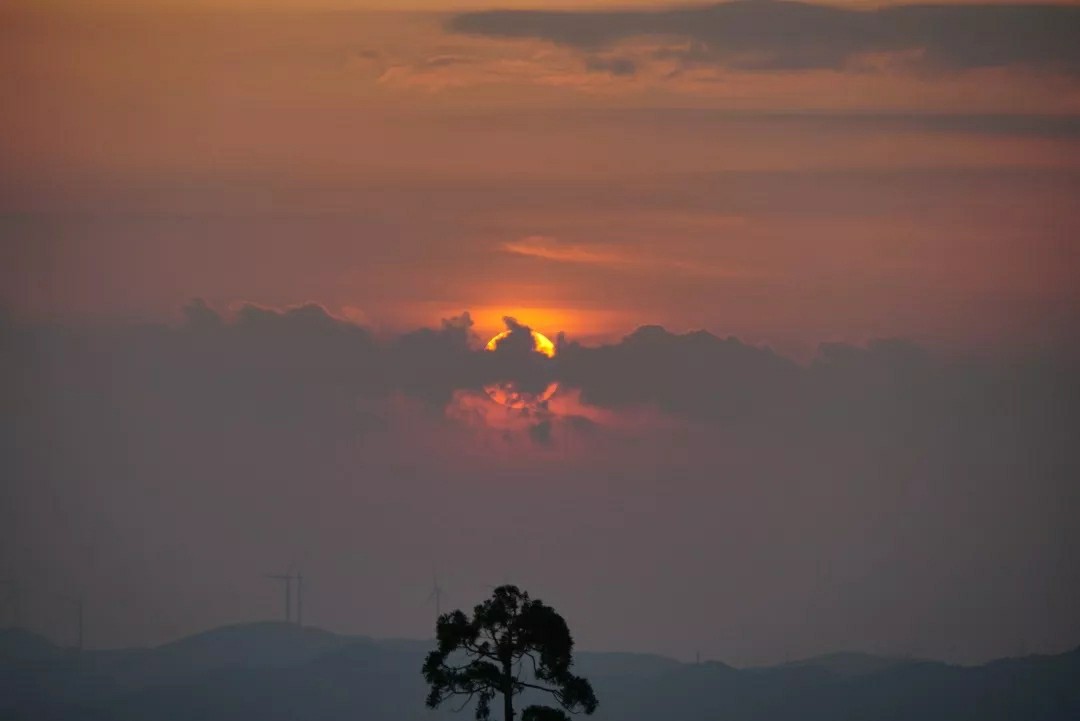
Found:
[484,329,557,358]
[483,329,558,409]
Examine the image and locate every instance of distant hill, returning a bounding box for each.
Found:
[573,650,684,679]
[772,650,919,677]
[141,621,352,676]
[0,628,65,665]
[1,624,1077,721]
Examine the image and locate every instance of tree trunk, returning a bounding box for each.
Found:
[503,660,514,721]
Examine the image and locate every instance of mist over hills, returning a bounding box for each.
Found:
[2,623,1077,721]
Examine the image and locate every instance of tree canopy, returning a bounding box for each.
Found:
[422,585,598,721]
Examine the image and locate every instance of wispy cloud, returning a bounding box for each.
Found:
[501,235,749,278]
[502,235,628,265]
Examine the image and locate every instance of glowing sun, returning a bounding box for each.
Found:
[484,329,558,409]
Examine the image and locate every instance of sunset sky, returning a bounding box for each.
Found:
[2,0,1079,666]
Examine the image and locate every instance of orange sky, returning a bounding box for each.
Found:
[3,0,1079,354]
[25,0,1077,7]
[4,1,1080,665]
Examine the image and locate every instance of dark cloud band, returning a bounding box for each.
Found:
[449,1,1080,74]
[11,300,1077,439]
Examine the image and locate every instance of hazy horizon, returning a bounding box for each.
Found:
[3,0,1079,684]
[3,303,1078,666]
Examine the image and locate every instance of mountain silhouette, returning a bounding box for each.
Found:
[1,624,1077,720]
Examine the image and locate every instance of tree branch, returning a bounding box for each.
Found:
[523,650,540,677]
[453,691,477,713]
[463,640,501,664]
[517,681,560,695]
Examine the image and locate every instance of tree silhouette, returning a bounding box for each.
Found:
[422,585,598,721]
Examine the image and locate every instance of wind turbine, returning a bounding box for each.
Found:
[74,595,84,652]
[427,571,444,618]
[481,572,513,594]
[54,591,84,652]
[295,571,304,627]
[264,572,294,623]
[0,579,20,628]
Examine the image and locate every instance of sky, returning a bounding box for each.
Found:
[2,0,1079,666]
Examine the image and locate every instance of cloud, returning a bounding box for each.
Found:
[9,299,1076,467]
[502,235,749,278]
[584,55,637,77]
[4,301,1078,661]
[15,299,1078,437]
[528,418,554,446]
[376,49,634,92]
[449,1,1080,74]
[420,54,475,69]
[502,235,632,266]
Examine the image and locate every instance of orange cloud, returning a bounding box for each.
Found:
[502,235,629,266]
[501,235,750,279]
[443,385,686,461]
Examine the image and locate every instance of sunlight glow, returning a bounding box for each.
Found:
[484,329,557,358]
[483,328,558,408]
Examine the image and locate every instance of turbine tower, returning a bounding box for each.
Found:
[76,595,84,652]
[0,579,19,628]
[296,571,304,627]
[55,591,84,652]
[427,572,444,618]
[264,572,294,623]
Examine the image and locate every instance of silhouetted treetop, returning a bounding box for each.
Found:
[422,585,597,721]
